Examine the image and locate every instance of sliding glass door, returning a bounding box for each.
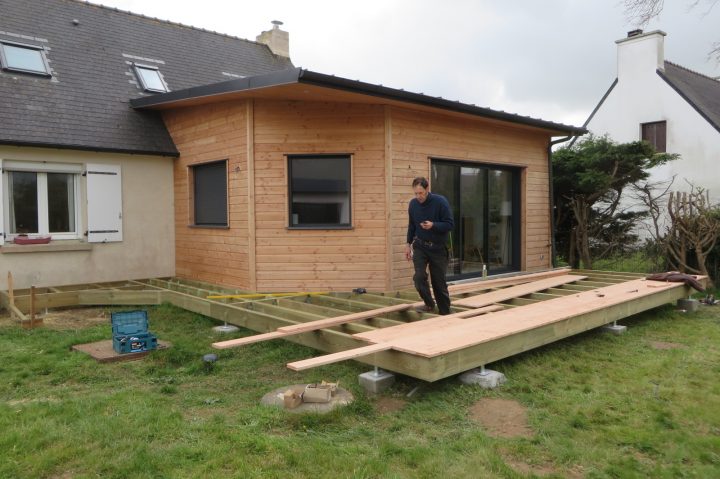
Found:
[431,160,519,279]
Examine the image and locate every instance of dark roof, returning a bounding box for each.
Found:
[131,68,586,136]
[658,61,720,134]
[0,0,293,155]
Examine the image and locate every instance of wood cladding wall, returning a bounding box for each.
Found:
[162,98,552,293]
[388,107,552,289]
[253,101,387,291]
[162,101,251,289]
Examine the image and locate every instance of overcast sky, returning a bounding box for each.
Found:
[91,0,719,127]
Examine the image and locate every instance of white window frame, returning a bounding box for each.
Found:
[1,161,82,241]
[0,40,51,76]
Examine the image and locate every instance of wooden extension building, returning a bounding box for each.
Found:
[132,68,585,292]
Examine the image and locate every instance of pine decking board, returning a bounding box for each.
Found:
[451,275,588,308]
[353,305,504,343]
[287,343,393,371]
[383,278,681,358]
[447,268,571,294]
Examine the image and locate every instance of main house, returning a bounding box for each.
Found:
[583,30,720,204]
[1,0,584,292]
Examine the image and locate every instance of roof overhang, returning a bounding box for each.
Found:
[130,68,587,137]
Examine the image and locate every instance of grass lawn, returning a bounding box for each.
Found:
[2,300,720,478]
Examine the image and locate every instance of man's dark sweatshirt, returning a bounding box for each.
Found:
[406,192,454,246]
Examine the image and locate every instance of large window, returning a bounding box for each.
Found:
[288,155,351,228]
[641,121,666,153]
[2,163,80,240]
[431,160,520,279]
[192,160,227,227]
[0,41,51,76]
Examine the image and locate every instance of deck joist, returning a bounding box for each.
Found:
[0,269,703,382]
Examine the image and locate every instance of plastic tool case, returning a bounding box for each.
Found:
[111,310,158,354]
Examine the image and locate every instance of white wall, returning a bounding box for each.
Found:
[0,146,175,289]
[587,31,720,205]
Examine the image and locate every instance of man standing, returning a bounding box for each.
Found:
[405,177,454,315]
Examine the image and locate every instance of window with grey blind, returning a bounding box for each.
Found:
[288,155,351,228]
[192,160,227,227]
[641,121,667,153]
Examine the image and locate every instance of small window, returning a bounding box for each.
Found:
[0,41,50,76]
[288,155,351,228]
[133,64,168,92]
[192,160,227,227]
[641,121,666,153]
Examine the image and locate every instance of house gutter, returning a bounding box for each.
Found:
[547,135,575,268]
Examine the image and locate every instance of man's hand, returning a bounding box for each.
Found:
[405,243,413,261]
[420,220,433,230]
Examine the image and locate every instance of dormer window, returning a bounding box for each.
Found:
[0,41,51,76]
[133,64,168,92]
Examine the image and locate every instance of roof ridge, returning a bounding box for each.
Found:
[72,0,272,50]
[664,60,720,82]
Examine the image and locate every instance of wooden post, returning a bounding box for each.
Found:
[30,285,36,327]
[7,272,14,319]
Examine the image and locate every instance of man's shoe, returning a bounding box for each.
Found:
[414,304,434,313]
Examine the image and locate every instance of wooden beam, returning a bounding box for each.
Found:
[247,99,257,292]
[453,275,587,308]
[212,301,421,349]
[287,343,393,371]
[384,105,393,292]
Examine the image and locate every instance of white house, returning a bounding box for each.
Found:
[584,30,720,205]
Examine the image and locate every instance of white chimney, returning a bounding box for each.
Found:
[256,20,289,58]
[615,29,666,81]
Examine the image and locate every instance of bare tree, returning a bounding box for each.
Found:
[630,176,676,241]
[624,0,720,61]
[665,186,720,280]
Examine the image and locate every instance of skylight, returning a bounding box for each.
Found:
[133,64,168,92]
[0,41,50,76]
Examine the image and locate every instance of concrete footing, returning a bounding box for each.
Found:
[602,323,627,335]
[358,369,395,394]
[459,368,506,389]
[677,299,699,312]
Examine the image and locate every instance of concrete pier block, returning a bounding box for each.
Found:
[358,369,395,394]
[602,323,627,335]
[459,368,506,389]
[677,298,699,312]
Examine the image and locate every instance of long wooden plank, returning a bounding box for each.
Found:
[287,343,393,371]
[448,268,572,294]
[211,301,422,350]
[354,305,503,344]
[452,275,587,308]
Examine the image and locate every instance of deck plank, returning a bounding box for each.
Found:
[452,275,587,308]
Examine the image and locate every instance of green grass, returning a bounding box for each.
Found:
[2,301,720,478]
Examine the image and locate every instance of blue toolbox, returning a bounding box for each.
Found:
[111,310,158,354]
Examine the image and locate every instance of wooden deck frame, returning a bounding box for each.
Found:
[0,270,703,382]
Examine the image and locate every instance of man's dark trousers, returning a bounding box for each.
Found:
[412,241,451,315]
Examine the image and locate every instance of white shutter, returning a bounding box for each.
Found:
[86,164,122,243]
[0,161,4,246]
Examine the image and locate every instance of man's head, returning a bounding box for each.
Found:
[412,177,430,203]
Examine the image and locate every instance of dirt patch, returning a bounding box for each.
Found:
[374,397,407,414]
[504,458,558,477]
[649,341,685,350]
[35,307,108,330]
[469,398,533,438]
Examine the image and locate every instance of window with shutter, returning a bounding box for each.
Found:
[641,121,667,153]
[87,164,123,243]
